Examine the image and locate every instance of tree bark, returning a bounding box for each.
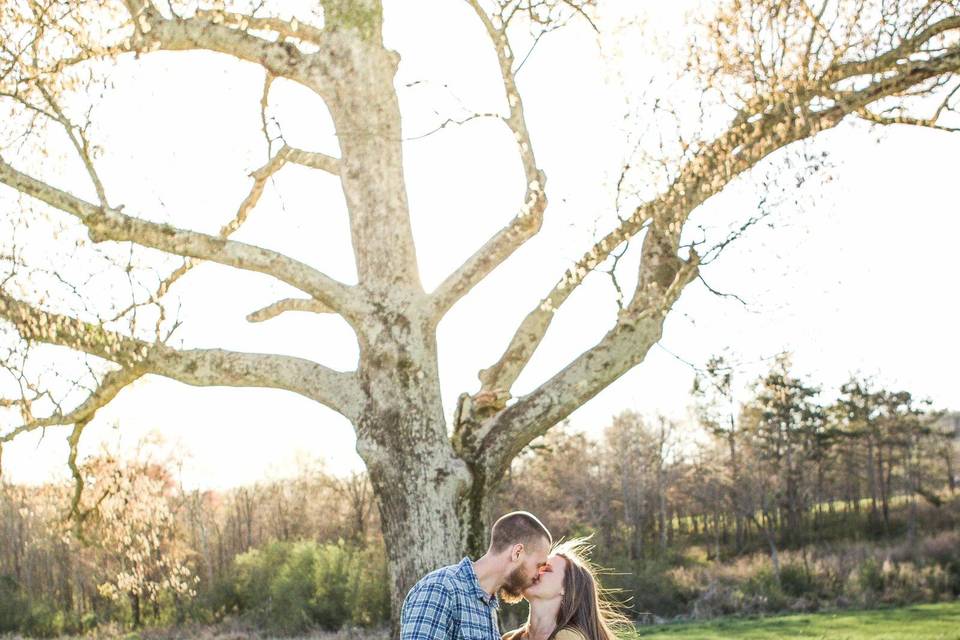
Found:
[945,445,957,493]
[752,513,781,584]
[129,591,141,629]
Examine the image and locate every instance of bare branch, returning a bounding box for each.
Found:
[110,143,312,322]
[475,14,960,402]
[192,9,329,46]
[120,2,339,97]
[284,146,341,175]
[697,273,749,306]
[1,368,140,444]
[0,157,361,319]
[476,204,654,396]
[824,15,960,84]
[429,185,545,320]
[0,289,362,418]
[428,1,550,318]
[35,83,109,207]
[247,297,334,323]
[474,254,700,478]
[67,419,89,524]
[855,106,960,130]
[406,112,501,141]
[260,70,277,156]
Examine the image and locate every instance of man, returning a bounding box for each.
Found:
[400,511,552,639]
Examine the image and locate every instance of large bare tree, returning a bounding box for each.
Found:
[1,0,958,619]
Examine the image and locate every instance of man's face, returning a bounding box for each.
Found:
[523,554,567,600]
[498,539,550,604]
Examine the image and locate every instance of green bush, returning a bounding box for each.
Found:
[202,575,243,621]
[742,568,787,611]
[231,539,390,633]
[21,602,83,638]
[81,611,99,632]
[270,542,321,634]
[0,575,26,632]
[312,541,353,630]
[349,543,391,626]
[23,602,59,639]
[857,558,885,596]
[918,532,960,596]
[605,558,692,617]
[235,541,291,613]
[779,562,816,598]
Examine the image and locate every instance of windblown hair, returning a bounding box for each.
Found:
[549,538,631,640]
[489,511,553,553]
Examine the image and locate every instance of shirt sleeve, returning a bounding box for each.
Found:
[400,581,454,639]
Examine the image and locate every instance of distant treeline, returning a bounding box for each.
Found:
[494,356,960,623]
[1,357,958,636]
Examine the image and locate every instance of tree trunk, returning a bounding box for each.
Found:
[906,434,920,545]
[944,445,956,493]
[352,303,479,630]
[814,458,825,540]
[320,15,512,630]
[363,443,471,620]
[763,519,781,583]
[622,468,644,560]
[867,437,878,514]
[658,490,668,551]
[728,427,744,551]
[631,516,645,561]
[878,445,891,534]
[656,447,668,551]
[129,591,141,629]
[712,510,721,561]
[784,444,803,546]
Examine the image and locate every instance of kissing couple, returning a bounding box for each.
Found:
[400,511,625,640]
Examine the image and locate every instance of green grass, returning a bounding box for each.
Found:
[627,601,960,639]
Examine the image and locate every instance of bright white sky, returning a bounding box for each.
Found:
[3,0,958,488]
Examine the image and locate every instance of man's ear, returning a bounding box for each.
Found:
[511,543,524,562]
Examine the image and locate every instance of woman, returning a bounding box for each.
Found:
[501,538,629,640]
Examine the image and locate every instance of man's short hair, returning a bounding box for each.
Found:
[489,511,552,553]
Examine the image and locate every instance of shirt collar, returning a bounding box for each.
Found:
[459,557,500,609]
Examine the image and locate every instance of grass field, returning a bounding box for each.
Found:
[3,603,958,640]
[628,601,960,639]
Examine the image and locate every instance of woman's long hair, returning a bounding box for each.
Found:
[547,538,631,640]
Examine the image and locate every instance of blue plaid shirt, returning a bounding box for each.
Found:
[400,557,500,640]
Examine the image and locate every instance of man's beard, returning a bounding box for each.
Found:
[498,565,534,604]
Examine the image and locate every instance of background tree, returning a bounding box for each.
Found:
[693,355,745,552]
[933,413,959,494]
[1,0,959,621]
[604,411,652,560]
[837,378,884,519]
[334,472,377,545]
[740,356,825,547]
[80,452,197,627]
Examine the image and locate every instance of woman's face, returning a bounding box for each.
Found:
[523,553,567,601]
